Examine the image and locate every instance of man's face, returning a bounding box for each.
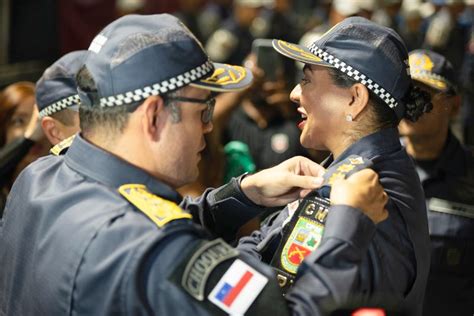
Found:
[159,86,213,188]
[398,85,457,140]
[290,64,348,151]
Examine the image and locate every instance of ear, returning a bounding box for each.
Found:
[347,83,370,120]
[40,117,63,145]
[141,96,167,142]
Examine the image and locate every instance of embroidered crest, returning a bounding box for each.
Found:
[409,53,434,72]
[50,134,76,156]
[323,155,372,187]
[182,238,238,301]
[281,217,324,274]
[118,184,192,227]
[199,65,247,86]
[274,40,325,63]
[271,133,289,154]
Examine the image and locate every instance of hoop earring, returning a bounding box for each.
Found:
[345,114,353,122]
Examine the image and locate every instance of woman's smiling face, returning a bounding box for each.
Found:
[290,64,351,151]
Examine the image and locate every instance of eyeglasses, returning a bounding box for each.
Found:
[164,95,216,124]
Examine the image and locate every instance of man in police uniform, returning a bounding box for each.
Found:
[36,50,85,146]
[399,49,474,316]
[0,14,388,315]
[0,51,85,211]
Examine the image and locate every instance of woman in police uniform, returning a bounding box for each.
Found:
[238,17,433,315]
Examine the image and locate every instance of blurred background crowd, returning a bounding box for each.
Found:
[0,0,473,202]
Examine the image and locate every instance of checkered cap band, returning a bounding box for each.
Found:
[99,60,214,107]
[39,94,81,118]
[308,43,398,109]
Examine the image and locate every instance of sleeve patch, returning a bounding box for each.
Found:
[208,259,268,315]
[118,184,192,227]
[181,238,238,301]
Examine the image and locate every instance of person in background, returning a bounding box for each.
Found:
[399,49,474,316]
[36,50,85,146]
[0,82,49,213]
[205,0,271,65]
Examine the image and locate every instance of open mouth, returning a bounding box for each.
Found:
[297,107,308,129]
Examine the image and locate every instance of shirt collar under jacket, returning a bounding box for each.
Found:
[64,134,182,203]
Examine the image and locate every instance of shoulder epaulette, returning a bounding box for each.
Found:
[118,184,192,228]
[323,155,373,186]
[50,134,76,156]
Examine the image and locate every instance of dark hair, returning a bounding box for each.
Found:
[76,65,140,136]
[50,109,77,126]
[327,68,432,126]
[400,85,433,122]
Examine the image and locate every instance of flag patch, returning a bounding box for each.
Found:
[208,259,267,315]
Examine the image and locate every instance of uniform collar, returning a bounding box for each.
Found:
[415,130,467,178]
[64,134,181,203]
[323,127,401,167]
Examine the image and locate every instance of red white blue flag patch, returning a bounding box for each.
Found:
[208,259,268,315]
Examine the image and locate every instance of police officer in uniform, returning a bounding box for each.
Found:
[0,51,86,213]
[0,14,389,315]
[399,49,474,316]
[0,51,85,203]
[238,17,432,315]
[35,50,86,146]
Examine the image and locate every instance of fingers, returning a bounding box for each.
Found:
[286,173,324,190]
[282,156,326,178]
[330,168,389,224]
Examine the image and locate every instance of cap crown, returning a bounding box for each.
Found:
[36,50,87,117]
[308,17,411,119]
[80,14,214,107]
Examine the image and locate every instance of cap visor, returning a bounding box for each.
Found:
[191,63,253,92]
[412,75,449,92]
[272,39,333,67]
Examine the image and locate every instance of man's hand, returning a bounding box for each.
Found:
[241,156,325,207]
[330,169,389,224]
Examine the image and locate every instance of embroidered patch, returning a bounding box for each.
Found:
[208,259,268,315]
[50,134,76,156]
[181,238,238,301]
[271,133,289,154]
[323,155,372,187]
[197,65,247,86]
[118,184,192,227]
[281,217,324,274]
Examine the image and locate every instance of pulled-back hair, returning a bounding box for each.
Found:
[327,68,432,128]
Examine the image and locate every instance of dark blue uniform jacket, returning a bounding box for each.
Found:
[414,131,474,316]
[238,128,431,315]
[0,134,377,316]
